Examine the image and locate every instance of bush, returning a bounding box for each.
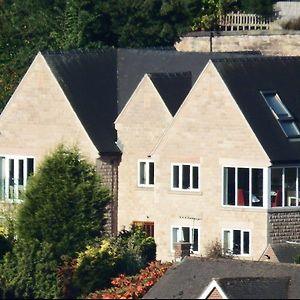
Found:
[87,261,171,299]
[205,239,233,259]
[281,17,300,30]
[58,227,157,298]
[293,254,300,264]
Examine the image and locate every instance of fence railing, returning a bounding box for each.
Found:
[219,12,272,31]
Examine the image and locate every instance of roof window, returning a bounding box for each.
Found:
[261,92,300,138]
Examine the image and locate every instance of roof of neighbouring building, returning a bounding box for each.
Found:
[143,257,300,299]
[212,56,300,164]
[271,243,300,263]
[214,277,290,299]
[42,49,261,154]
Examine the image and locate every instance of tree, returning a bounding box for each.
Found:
[0,0,203,112]
[0,145,110,298]
[239,0,275,17]
[17,145,110,260]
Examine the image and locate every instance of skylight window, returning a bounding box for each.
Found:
[261,92,300,138]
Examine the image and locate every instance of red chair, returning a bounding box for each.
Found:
[238,188,245,206]
[271,190,282,207]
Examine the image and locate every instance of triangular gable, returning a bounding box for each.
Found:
[0,52,99,162]
[150,60,269,165]
[199,279,228,299]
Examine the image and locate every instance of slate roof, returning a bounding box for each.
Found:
[43,49,261,154]
[215,277,290,299]
[272,243,300,263]
[143,257,300,299]
[148,72,192,116]
[212,56,300,164]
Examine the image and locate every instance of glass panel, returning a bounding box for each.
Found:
[18,160,24,199]
[252,169,263,207]
[173,165,179,188]
[263,93,290,117]
[192,228,198,252]
[0,158,4,200]
[149,162,154,185]
[271,168,283,207]
[280,121,300,137]
[233,230,241,255]
[224,167,235,205]
[139,162,146,185]
[238,168,249,206]
[9,159,14,200]
[192,166,199,189]
[182,227,190,242]
[223,230,231,254]
[285,168,297,207]
[243,231,250,254]
[27,158,34,178]
[182,165,190,189]
[172,227,179,250]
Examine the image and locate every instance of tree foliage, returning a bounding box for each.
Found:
[239,0,275,17]
[0,145,110,298]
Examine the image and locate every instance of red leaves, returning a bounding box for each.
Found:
[87,261,171,299]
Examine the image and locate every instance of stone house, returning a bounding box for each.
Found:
[116,56,300,261]
[0,49,253,235]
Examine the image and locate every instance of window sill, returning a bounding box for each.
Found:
[222,205,267,212]
[169,190,203,196]
[136,186,155,191]
[268,206,300,212]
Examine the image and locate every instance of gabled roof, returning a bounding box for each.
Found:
[271,243,300,263]
[148,72,192,116]
[215,277,290,299]
[43,49,261,154]
[212,56,300,164]
[143,257,300,299]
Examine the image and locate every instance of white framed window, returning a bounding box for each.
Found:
[223,167,264,207]
[0,155,34,202]
[222,229,250,256]
[171,163,200,191]
[138,160,154,187]
[171,225,200,253]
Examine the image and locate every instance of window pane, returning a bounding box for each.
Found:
[182,165,190,189]
[224,167,235,205]
[182,227,190,242]
[149,162,154,185]
[173,166,179,188]
[139,162,146,185]
[172,227,179,250]
[271,168,283,207]
[238,168,249,206]
[280,121,300,138]
[243,231,250,254]
[18,160,24,186]
[263,93,290,117]
[252,169,263,207]
[192,166,199,189]
[285,168,297,207]
[192,228,199,252]
[233,230,241,255]
[223,230,231,254]
[27,158,34,178]
[9,159,14,199]
[0,158,4,200]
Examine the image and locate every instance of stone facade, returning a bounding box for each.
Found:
[268,210,300,244]
[116,62,271,261]
[175,30,300,56]
[96,154,121,236]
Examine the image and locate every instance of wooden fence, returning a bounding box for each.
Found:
[219,12,272,31]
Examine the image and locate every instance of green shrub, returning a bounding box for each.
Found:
[293,254,300,264]
[58,227,157,298]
